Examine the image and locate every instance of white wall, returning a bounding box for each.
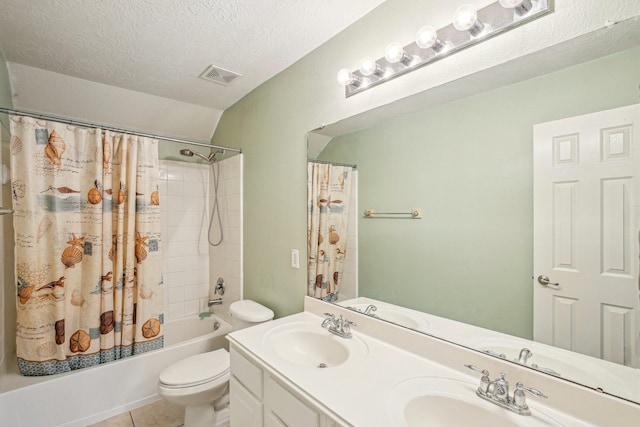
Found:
[208,154,244,324]
[159,160,211,321]
[159,156,243,322]
[9,63,222,141]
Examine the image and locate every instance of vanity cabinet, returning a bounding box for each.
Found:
[230,344,343,427]
[230,376,263,426]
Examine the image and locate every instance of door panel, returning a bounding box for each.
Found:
[534,104,640,367]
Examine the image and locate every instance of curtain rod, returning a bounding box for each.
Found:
[0,107,241,153]
[308,158,357,169]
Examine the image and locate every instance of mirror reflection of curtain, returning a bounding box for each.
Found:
[307,162,352,301]
[10,116,163,376]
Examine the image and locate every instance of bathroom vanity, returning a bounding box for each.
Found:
[227,297,640,426]
[229,345,343,426]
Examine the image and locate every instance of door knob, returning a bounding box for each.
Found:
[537,275,560,289]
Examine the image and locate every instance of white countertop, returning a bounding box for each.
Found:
[227,308,598,426]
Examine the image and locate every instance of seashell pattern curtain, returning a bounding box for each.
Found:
[9,116,163,376]
[307,162,352,301]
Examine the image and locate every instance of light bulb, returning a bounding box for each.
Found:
[359,57,383,77]
[336,68,361,87]
[384,43,403,63]
[499,0,533,16]
[453,4,477,30]
[384,42,411,65]
[416,25,444,52]
[453,4,485,37]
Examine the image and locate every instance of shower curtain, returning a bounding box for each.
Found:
[10,116,163,376]
[307,162,352,301]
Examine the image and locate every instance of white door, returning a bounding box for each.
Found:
[533,104,640,367]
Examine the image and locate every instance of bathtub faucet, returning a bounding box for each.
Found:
[208,298,223,307]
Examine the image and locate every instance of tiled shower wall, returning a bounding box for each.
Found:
[158,155,242,323]
[208,154,243,324]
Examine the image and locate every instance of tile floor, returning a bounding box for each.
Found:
[89,400,184,427]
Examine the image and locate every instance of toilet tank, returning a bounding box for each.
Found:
[229,300,274,330]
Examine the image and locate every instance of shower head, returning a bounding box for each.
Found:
[179,148,224,163]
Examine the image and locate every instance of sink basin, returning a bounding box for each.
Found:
[347,303,429,331]
[263,322,368,368]
[387,377,564,426]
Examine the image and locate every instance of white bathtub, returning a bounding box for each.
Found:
[0,314,231,427]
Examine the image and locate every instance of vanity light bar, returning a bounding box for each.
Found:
[337,0,552,97]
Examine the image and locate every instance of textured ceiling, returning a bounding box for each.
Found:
[0,0,385,110]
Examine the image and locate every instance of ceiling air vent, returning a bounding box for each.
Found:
[199,65,241,86]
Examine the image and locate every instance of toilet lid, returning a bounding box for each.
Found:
[159,349,230,388]
[229,299,274,323]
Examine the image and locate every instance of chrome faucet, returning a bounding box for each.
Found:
[322,313,356,338]
[516,348,533,364]
[363,304,378,315]
[512,348,561,376]
[487,372,510,402]
[208,298,223,307]
[465,365,547,416]
[346,304,378,316]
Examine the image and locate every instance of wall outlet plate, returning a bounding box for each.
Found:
[291,249,300,269]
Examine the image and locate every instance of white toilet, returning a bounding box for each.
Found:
[158,300,274,427]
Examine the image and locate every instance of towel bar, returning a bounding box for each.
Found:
[363,208,422,219]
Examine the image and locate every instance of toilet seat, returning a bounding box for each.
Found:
[159,349,230,389]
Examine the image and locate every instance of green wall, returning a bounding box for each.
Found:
[210,0,640,322]
[318,48,640,338]
[209,0,475,318]
[211,75,310,317]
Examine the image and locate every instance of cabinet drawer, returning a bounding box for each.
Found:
[231,346,263,398]
[230,376,263,427]
[264,375,319,427]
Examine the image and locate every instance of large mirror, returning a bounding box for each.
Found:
[308,22,640,405]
